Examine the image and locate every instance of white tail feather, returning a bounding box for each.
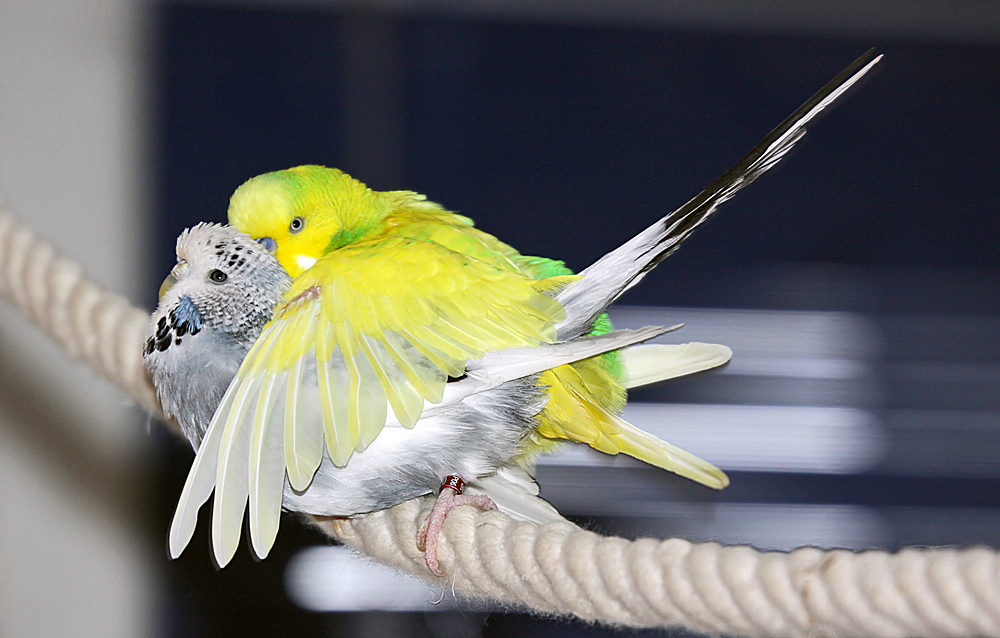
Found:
[621,342,732,389]
[469,325,673,388]
[466,467,565,525]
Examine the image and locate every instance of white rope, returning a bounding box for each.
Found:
[2,203,999,637]
[0,206,159,415]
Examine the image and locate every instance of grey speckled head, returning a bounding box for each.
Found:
[144,223,291,447]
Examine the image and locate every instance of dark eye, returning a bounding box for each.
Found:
[289,216,305,233]
[208,269,228,284]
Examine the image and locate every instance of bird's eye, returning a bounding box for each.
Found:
[289,216,305,233]
[208,269,228,284]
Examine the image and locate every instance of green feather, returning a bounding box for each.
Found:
[514,255,623,382]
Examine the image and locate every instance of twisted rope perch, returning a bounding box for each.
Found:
[2,205,999,638]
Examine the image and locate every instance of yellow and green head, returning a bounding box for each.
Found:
[228,165,389,277]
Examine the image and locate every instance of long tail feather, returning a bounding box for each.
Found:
[621,342,732,389]
[537,369,730,489]
[607,411,729,489]
[472,325,672,386]
[556,50,881,339]
[431,326,672,416]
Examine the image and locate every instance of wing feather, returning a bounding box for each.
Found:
[402,326,471,374]
[168,378,237,558]
[352,349,388,448]
[359,335,424,427]
[269,306,319,373]
[248,372,284,559]
[480,312,548,345]
[284,355,324,490]
[317,345,351,466]
[202,234,566,558]
[409,322,485,360]
[435,315,503,347]
[332,320,363,450]
[212,374,261,567]
[381,330,445,401]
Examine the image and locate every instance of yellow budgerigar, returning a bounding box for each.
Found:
[148,51,880,575]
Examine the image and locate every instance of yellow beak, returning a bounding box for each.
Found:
[159,273,178,299]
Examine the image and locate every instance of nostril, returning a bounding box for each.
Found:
[257,236,277,252]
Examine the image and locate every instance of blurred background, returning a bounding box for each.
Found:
[2,1,999,636]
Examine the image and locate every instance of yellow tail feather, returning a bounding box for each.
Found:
[535,365,728,490]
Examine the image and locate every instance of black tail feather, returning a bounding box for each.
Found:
[556,50,881,339]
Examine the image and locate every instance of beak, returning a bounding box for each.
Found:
[159,260,189,299]
[257,236,277,252]
[158,273,178,300]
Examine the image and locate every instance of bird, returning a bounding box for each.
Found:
[151,50,880,574]
[145,222,727,572]
[144,224,291,450]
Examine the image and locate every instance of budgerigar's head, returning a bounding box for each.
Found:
[145,223,291,358]
[144,223,292,444]
[227,165,390,278]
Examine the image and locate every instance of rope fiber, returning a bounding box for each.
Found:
[2,204,998,637]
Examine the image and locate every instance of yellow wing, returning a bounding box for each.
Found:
[185,232,574,566]
[234,234,570,478]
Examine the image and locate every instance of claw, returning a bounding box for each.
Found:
[417,475,496,576]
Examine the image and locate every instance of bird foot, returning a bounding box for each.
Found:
[417,475,496,576]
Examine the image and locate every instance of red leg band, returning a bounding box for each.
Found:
[440,475,465,495]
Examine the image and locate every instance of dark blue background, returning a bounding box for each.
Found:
[153,7,1000,309]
